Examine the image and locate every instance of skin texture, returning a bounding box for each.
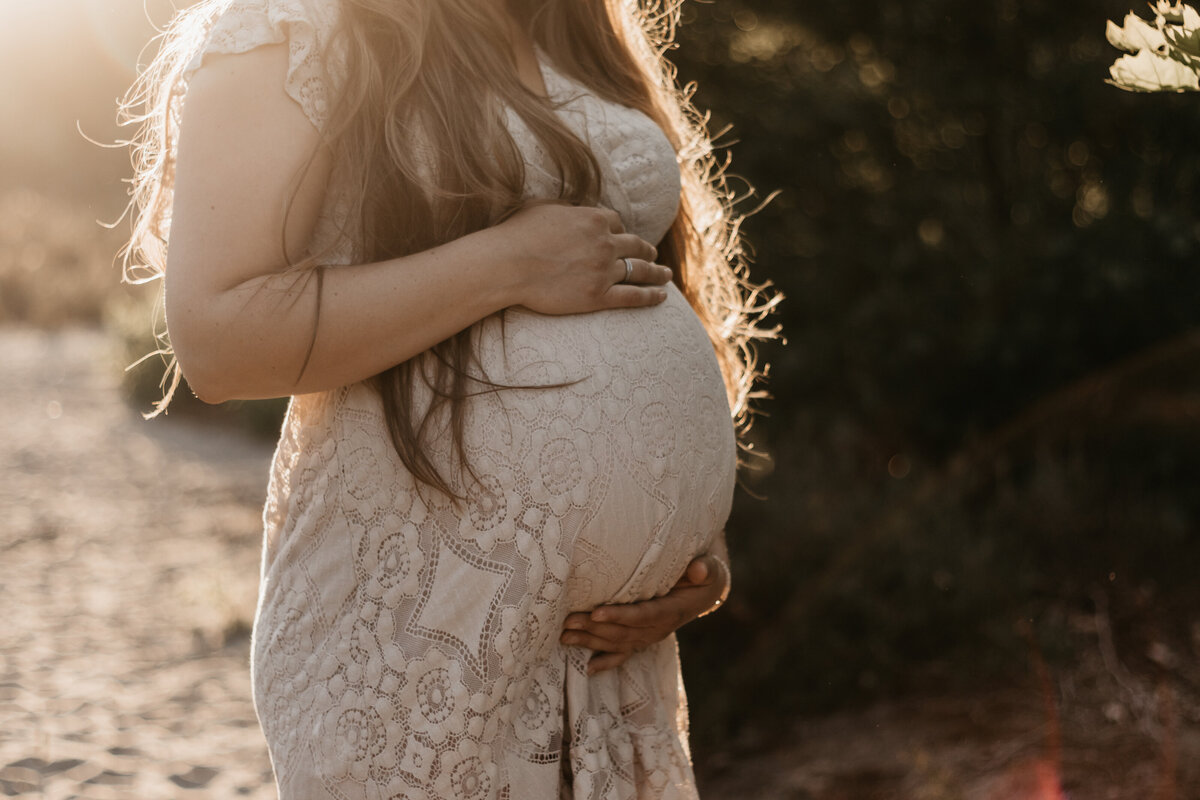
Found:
[562,550,731,674]
[167,44,668,402]
[167,40,730,674]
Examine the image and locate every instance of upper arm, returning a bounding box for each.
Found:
[165,44,333,323]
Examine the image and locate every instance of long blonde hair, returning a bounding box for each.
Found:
[122,0,778,494]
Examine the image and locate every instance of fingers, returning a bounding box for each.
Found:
[566,618,660,644]
[560,617,676,655]
[599,232,667,309]
[562,611,593,631]
[561,628,641,654]
[587,651,631,675]
[611,232,658,264]
[602,254,671,308]
[600,206,626,234]
[612,258,672,287]
[558,552,731,673]
[588,603,640,627]
[561,597,689,653]
[590,596,678,627]
[685,554,719,586]
[559,566,729,673]
[603,284,668,309]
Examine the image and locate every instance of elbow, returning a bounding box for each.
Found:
[164,290,293,403]
[165,314,234,405]
[165,288,246,404]
[172,342,234,406]
[168,321,291,404]
[186,375,232,406]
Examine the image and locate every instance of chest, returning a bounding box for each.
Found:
[312,57,683,262]
[509,58,683,246]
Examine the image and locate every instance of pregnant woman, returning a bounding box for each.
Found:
[123,0,771,796]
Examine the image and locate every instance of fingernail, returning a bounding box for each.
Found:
[591,610,609,622]
[562,634,579,645]
[656,289,667,300]
[564,619,584,630]
[663,267,673,281]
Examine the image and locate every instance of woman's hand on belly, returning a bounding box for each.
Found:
[559,551,732,675]
[498,204,673,315]
[163,46,673,402]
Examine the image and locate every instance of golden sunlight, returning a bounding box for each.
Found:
[0,0,179,207]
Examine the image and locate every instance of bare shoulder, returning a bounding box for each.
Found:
[184,44,298,123]
[169,41,332,294]
[174,39,329,211]
[176,42,331,195]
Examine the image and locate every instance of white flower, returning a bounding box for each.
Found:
[1154,1,1200,28]
[268,604,310,658]
[343,616,378,686]
[311,611,362,707]
[528,418,599,515]
[495,602,554,674]
[457,458,520,551]
[507,674,556,748]
[624,388,677,481]
[1109,49,1200,91]
[341,445,406,521]
[568,708,623,777]
[398,648,468,744]
[381,773,432,800]
[1106,4,1200,92]
[598,307,654,362]
[503,327,577,392]
[1107,13,1169,53]
[286,466,328,520]
[398,735,437,787]
[361,516,424,608]
[314,687,405,783]
[435,740,495,800]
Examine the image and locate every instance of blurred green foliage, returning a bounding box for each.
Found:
[671,0,1200,748]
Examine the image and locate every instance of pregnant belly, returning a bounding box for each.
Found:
[280,285,737,622]
[462,284,738,608]
[254,286,735,717]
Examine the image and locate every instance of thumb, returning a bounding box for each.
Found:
[686,556,712,585]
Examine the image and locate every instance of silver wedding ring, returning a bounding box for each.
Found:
[621,257,634,284]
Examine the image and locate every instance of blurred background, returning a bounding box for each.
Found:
[3,0,1200,797]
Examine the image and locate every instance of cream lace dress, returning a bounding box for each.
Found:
[185,2,736,798]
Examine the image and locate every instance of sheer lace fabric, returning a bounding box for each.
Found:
[186,2,736,798]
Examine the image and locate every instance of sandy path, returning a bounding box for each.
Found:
[1,327,276,799]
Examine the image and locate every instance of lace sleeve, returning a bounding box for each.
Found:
[183,0,342,132]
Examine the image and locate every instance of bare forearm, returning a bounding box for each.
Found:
[164,48,665,403]
[167,226,514,402]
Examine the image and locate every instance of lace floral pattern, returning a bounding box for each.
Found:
[192,1,737,797]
